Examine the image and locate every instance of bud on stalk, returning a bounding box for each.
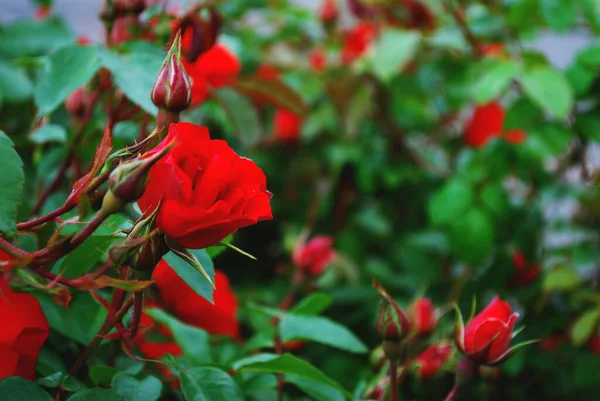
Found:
[151,32,192,113]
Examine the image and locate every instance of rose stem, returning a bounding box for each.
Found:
[389,360,399,401]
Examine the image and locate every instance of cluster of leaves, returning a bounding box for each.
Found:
[1,0,600,400]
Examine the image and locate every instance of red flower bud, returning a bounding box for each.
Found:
[374,281,410,343]
[274,109,302,142]
[455,296,520,365]
[109,15,137,44]
[319,0,339,23]
[65,87,90,116]
[410,297,437,336]
[292,234,336,276]
[114,0,146,14]
[309,48,327,72]
[35,5,51,20]
[415,344,452,380]
[341,23,377,64]
[152,33,192,113]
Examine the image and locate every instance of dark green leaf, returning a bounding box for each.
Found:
[181,367,244,401]
[0,131,25,236]
[0,61,33,102]
[473,60,519,104]
[111,373,162,401]
[38,373,85,392]
[29,124,67,144]
[213,88,262,147]
[89,364,120,386]
[579,0,600,34]
[520,66,573,118]
[428,179,474,226]
[67,388,122,401]
[0,18,73,58]
[540,0,578,31]
[279,315,368,354]
[286,376,345,401]
[575,113,600,143]
[35,45,99,116]
[57,236,118,279]
[145,308,213,364]
[162,249,215,303]
[0,377,53,401]
[289,293,333,316]
[448,208,494,264]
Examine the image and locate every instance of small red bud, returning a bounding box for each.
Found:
[151,33,192,113]
[110,15,137,44]
[114,0,146,15]
[374,281,410,344]
[319,0,339,23]
[65,87,89,116]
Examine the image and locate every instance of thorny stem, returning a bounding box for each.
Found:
[17,203,74,231]
[389,361,399,401]
[444,384,459,401]
[0,237,28,259]
[30,93,100,216]
[128,289,144,340]
[69,295,135,376]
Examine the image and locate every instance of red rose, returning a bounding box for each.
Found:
[415,344,452,380]
[292,235,336,276]
[138,122,272,249]
[182,44,241,105]
[464,102,504,148]
[319,0,339,23]
[309,48,327,73]
[274,109,302,142]
[0,278,49,380]
[457,296,519,364]
[410,297,437,336]
[341,23,377,64]
[0,250,15,270]
[153,260,240,338]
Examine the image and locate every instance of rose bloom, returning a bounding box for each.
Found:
[153,260,240,338]
[274,109,302,142]
[292,235,336,276]
[456,296,519,364]
[415,344,452,380]
[410,297,437,336]
[137,122,272,249]
[0,278,49,380]
[341,23,377,64]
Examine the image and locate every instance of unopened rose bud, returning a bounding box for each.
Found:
[410,297,438,336]
[114,0,146,15]
[374,281,410,345]
[65,87,89,116]
[151,33,191,113]
[109,15,137,44]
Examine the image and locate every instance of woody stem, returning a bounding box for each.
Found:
[389,360,399,401]
[444,384,459,401]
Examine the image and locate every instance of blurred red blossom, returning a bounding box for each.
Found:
[274,109,302,142]
[465,101,527,148]
[292,234,336,276]
[341,23,377,64]
[319,0,339,23]
[309,48,327,72]
[510,250,541,287]
[415,344,452,380]
[410,297,437,336]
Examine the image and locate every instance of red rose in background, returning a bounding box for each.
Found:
[341,23,377,64]
[410,297,437,336]
[138,122,272,249]
[292,235,336,276]
[136,311,182,359]
[0,250,15,270]
[153,260,240,338]
[456,296,519,364]
[415,344,452,380]
[182,44,241,105]
[319,0,339,23]
[510,250,541,287]
[0,278,49,380]
[274,109,302,142]
[309,48,327,72]
[256,64,280,81]
[465,102,526,148]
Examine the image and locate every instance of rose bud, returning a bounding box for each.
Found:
[319,0,339,24]
[109,15,137,44]
[65,87,89,116]
[454,296,537,365]
[410,297,438,336]
[292,234,336,276]
[0,278,49,380]
[151,33,192,113]
[464,102,504,148]
[114,0,146,15]
[374,280,410,345]
[415,344,452,380]
[274,109,303,142]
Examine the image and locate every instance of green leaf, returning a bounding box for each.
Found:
[162,248,215,303]
[575,113,600,143]
[579,0,600,34]
[57,236,118,279]
[181,367,244,401]
[89,364,120,386]
[528,123,573,157]
[480,183,510,221]
[473,60,519,104]
[428,179,474,226]
[0,131,25,237]
[0,377,53,401]
[448,208,494,264]
[99,48,164,116]
[0,61,33,102]
[205,235,233,258]
[368,29,420,83]
[29,124,67,144]
[67,388,123,401]
[279,315,368,354]
[543,266,581,293]
[35,45,99,116]
[0,18,73,58]
[38,292,107,344]
[111,373,162,401]
[145,308,213,364]
[38,372,85,392]
[520,66,573,119]
[289,293,333,316]
[286,376,345,401]
[571,309,600,347]
[213,88,262,147]
[540,0,578,31]
[235,354,351,399]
